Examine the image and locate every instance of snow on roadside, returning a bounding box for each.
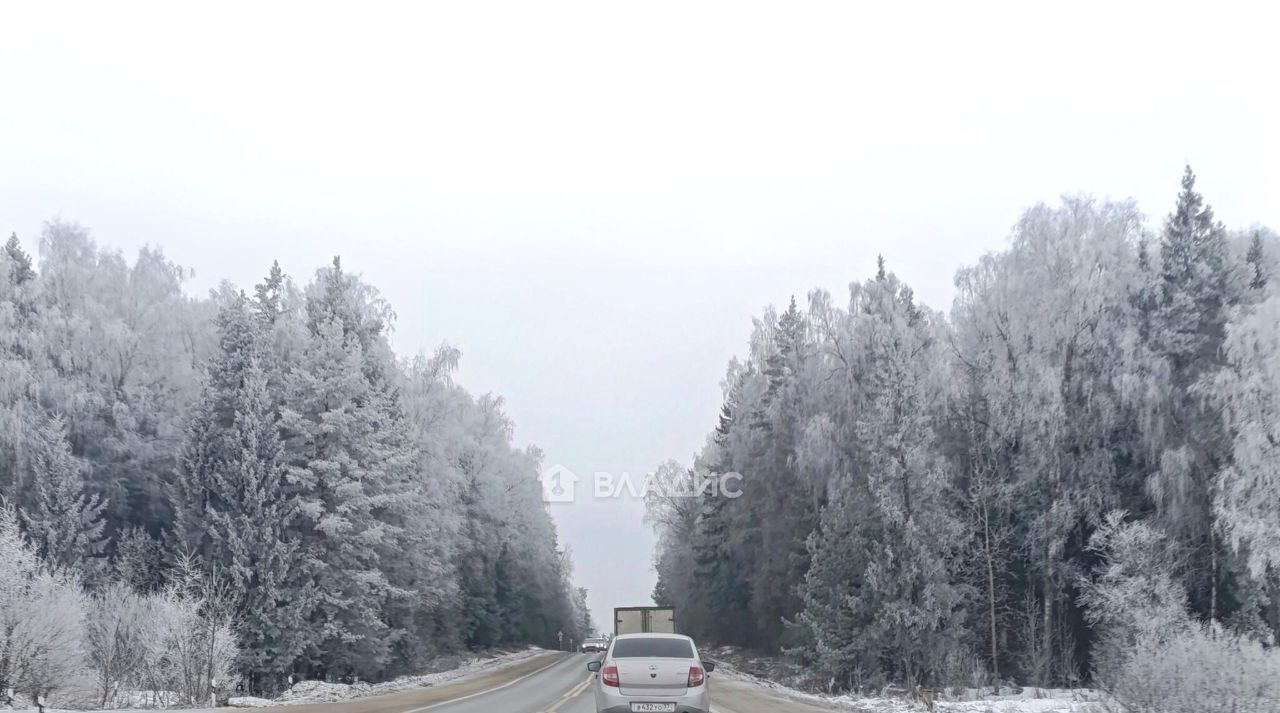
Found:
[233,646,550,707]
[42,705,218,713]
[224,698,274,708]
[31,647,552,712]
[713,658,1103,713]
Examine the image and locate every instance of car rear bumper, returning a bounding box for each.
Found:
[596,704,708,713]
[594,686,709,713]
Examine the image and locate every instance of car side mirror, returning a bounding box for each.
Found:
[703,661,716,673]
[587,661,602,672]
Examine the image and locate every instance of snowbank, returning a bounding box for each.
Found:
[224,698,274,708]
[825,688,1103,713]
[263,647,549,706]
[28,647,550,712]
[714,657,1103,713]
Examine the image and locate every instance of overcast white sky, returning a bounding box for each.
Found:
[3,0,1277,632]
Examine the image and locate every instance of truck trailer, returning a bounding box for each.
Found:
[614,606,676,635]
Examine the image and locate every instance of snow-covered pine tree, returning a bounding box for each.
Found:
[169,287,257,564]
[1148,166,1237,623]
[454,460,502,648]
[804,269,970,687]
[170,291,306,690]
[742,297,819,648]
[281,257,415,679]
[687,369,756,647]
[254,260,287,326]
[4,233,36,286]
[169,395,220,562]
[1246,231,1267,292]
[798,469,880,689]
[111,526,165,592]
[215,357,306,691]
[21,413,108,572]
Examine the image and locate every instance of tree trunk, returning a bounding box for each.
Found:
[1209,529,1218,627]
[983,498,1000,686]
[1042,546,1053,686]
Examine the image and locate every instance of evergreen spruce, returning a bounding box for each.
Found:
[1246,231,1267,291]
[4,233,35,285]
[21,414,108,570]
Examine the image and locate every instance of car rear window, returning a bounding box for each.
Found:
[611,638,694,658]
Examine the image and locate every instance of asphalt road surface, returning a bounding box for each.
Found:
[255,651,843,713]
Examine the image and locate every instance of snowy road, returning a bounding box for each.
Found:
[259,653,585,713]
[254,652,849,713]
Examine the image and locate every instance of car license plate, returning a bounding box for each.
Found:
[630,704,676,713]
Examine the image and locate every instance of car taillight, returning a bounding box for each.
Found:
[602,665,620,687]
[687,666,705,687]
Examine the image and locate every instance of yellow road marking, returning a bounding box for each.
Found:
[401,654,570,713]
[541,675,593,713]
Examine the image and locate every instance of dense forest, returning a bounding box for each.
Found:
[648,168,1280,695]
[0,228,590,700]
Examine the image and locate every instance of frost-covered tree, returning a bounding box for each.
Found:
[679,369,756,646]
[798,468,879,688]
[86,583,150,707]
[572,586,593,637]
[645,461,703,634]
[142,554,239,706]
[743,298,820,647]
[4,234,35,286]
[800,270,970,687]
[0,228,582,683]
[0,503,87,699]
[438,390,577,651]
[21,414,108,572]
[0,237,40,507]
[1246,231,1268,291]
[216,360,306,688]
[280,258,415,679]
[1078,512,1190,679]
[952,197,1147,683]
[651,183,1278,688]
[111,526,165,593]
[34,221,210,539]
[170,292,305,689]
[1145,167,1236,620]
[386,349,464,669]
[1213,295,1280,578]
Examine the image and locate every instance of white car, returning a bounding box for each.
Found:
[586,633,714,713]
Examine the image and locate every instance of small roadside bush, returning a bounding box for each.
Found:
[1104,625,1280,713]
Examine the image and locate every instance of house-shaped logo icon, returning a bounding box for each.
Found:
[540,463,578,503]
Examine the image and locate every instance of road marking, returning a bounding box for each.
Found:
[541,675,593,713]
[400,654,571,713]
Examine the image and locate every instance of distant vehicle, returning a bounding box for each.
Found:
[587,633,713,713]
[613,606,676,636]
[580,637,607,652]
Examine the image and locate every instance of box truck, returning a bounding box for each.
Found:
[614,606,676,635]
